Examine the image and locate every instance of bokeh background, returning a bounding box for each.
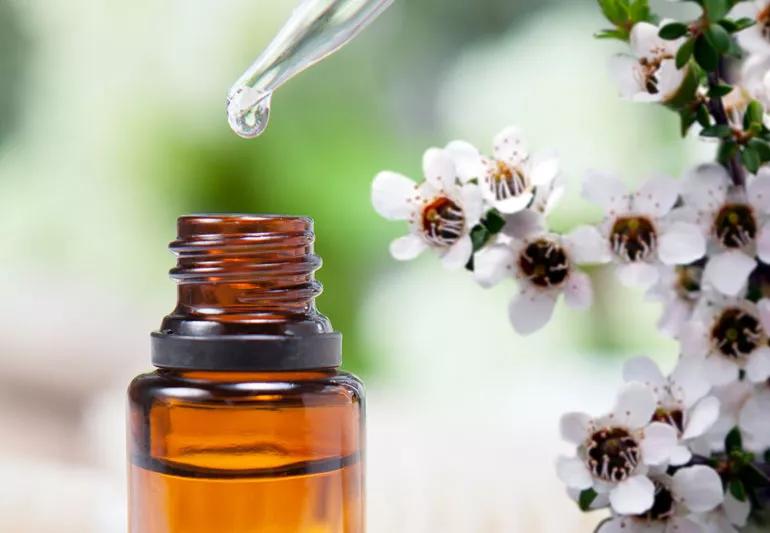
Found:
[0,0,713,531]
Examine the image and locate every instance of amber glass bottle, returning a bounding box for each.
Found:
[127,215,365,533]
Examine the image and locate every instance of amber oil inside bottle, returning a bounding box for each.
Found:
[127,215,365,533]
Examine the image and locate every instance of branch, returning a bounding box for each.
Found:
[707,70,746,186]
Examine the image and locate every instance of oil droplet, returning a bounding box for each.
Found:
[226,86,272,139]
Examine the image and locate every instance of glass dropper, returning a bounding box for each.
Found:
[226,0,394,139]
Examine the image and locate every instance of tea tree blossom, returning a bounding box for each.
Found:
[372,147,483,269]
[609,21,687,103]
[582,172,706,288]
[558,383,680,514]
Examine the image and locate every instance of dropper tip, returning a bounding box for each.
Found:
[226,86,272,139]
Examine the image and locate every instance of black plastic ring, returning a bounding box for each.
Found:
[151,331,342,371]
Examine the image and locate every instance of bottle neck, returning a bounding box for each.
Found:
[152,215,340,371]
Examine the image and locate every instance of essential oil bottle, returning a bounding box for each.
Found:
[127,214,365,533]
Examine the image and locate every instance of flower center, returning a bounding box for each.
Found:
[711,307,762,359]
[713,204,756,248]
[638,57,663,95]
[487,159,530,201]
[586,427,641,482]
[675,262,704,300]
[609,216,658,262]
[421,197,465,247]
[517,239,570,288]
[652,406,685,434]
[635,482,675,523]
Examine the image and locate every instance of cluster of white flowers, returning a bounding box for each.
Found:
[371,1,770,530]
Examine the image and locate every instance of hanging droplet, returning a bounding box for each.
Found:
[227,86,272,139]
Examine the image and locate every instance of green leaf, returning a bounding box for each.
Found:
[681,110,697,137]
[697,104,712,127]
[749,138,770,162]
[701,124,733,138]
[676,38,696,69]
[729,479,748,502]
[660,22,689,40]
[694,35,719,71]
[726,427,744,453]
[628,0,651,22]
[595,28,629,41]
[482,209,505,234]
[598,0,629,25]
[742,146,761,173]
[734,17,757,31]
[709,83,733,97]
[746,100,765,127]
[706,23,732,53]
[718,140,739,164]
[578,488,598,511]
[719,18,738,32]
[704,0,730,21]
[470,225,490,252]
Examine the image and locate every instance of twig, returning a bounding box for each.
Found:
[707,70,746,186]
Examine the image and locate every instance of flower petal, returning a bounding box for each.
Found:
[508,289,557,335]
[460,184,484,226]
[473,244,514,288]
[562,225,611,265]
[613,382,657,429]
[756,221,770,264]
[371,171,417,220]
[529,149,560,186]
[723,489,751,527]
[440,234,473,270]
[615,261,660,289]
[564,271,593,310]
[669,444,693,466]
[501,209,545,240]
[630,22,665,59]
[609,55,642,99]
[445,140,483,183]
[702,250,756,296]
[672,465,724,513]
[495,190,534,215]
[641,421,678,465]
[745,346,770,383]
[668,517,702,533]
[658,222,706,265]
[622,356,665,389]
[739,390,770,452]
[681,164,730,213]
[560,412,591,445]
[748,167,770,213]
[582,170,629,215]
[758,298,770,332]
[389,234,427,261]
[609,475,655,515]
[556,456,593,490]
[422,147,456,191]
[671,354,711,408]
[679,324,710,358]
[492,126,529,165]
[683,396,720,440]
[702,355,740,387]
[633,176,679,218]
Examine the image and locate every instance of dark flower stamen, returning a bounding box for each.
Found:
[675,263,704,301]
[711,307,762,359]
[636,482,675,522]
[421,197,465,247]
[652,407,685,434]
[518,239,570,288]
[713,204,757,249]
[610,216,658,262]
[586,427,641,482]
[487,159,529,202]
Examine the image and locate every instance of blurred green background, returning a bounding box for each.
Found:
[0,1,715,531]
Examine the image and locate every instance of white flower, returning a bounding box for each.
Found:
[445,126,560,215]
[598,466,724,533]
[557,383,681,515]
[677,164,770,296]
[738,384,770,452]
[741,54,770,110]
[680,294,770,386]
[474,223,609,334]
[371,147,483,270]
[647,263,704,339]
[582,171,706,289]
[690,490,752,533]
[609,21,688,103]
[702,380,756,453]
[732,0,770,55]
[623,356,718,465]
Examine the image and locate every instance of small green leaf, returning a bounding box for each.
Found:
[746,100,765,127]
[729,479,748,502]
[482,209,505,234]
[719,18,738,32]
[598,0,629,25]
[749,138,770,162]
[726,427,743,453]
[628,0,651,22]
[704,0,729,21]
[742,146,761,173]
[734,17,757,31]
[470,225,490,252]
[660,22,689,40]
[701,124,733,138]
[694,35,719,71]
[706,23,732,53]
[578,488,598,511]
[718,141,739,164]
[595,28,629,41]
[676,38,696,69]
[681,110,697,137]
[697,105,712,127]
[709,83,733,97]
